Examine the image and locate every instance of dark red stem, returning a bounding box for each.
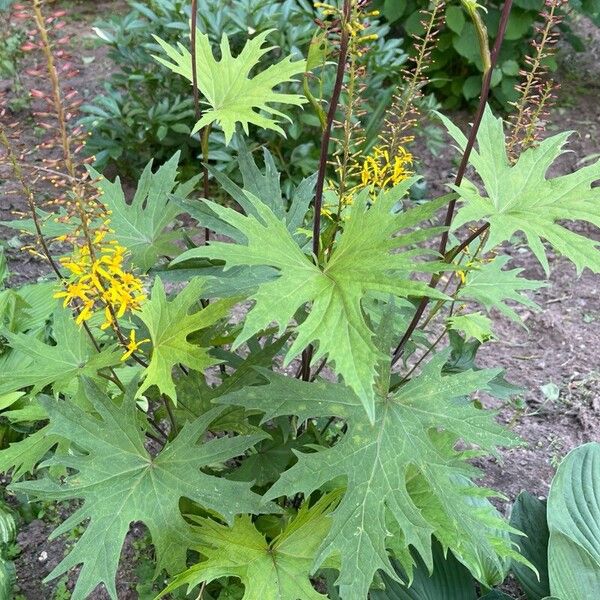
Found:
[311,0,351,258]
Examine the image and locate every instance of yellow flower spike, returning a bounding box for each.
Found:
[121,329,150,362]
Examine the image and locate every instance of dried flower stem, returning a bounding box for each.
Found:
[507,0,565,156]
[383,0,445,157]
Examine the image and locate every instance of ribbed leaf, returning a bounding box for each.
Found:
[547,443,600,599]
[509,491,550,599]
[370,541,477,599]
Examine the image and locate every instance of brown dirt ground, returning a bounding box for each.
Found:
[0,3,599,599]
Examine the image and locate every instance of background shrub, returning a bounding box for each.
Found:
[375,0,600,109]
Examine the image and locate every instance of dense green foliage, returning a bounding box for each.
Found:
[377,0,600,108]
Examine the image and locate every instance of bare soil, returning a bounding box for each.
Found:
[1,3,599,599]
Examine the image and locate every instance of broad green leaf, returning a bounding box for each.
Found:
[173,182,450,421]
[0,307,121,396]
[456,256,544,323]
[509,491,550,600]
[440,105,600,274]
[448,312,494,343]
[371,541,477,599]
[547,443,600,599]
[11,380,268,600]
[153,30,306,144]
[136,278,236,402]
[88,152,197,271]
[160,493,340,599]
[218,353,522,598]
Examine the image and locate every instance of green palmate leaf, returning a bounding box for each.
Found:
[136,278,237,402]
[439,105,600,274]
[445,331,521,400]
[0,426,59,480]
[193,138,316,241]
[161,492,340,600]
[11,380,268,600]
[88,152,198,271]
[457,256,545,323]
[153,30,306,144]
[0,307,121,396]
[448,312,495,343]
[509,491,550,599]
[218,353,523,599]
[173,182,450,421]
[547,443,600,599]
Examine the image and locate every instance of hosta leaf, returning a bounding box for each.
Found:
[161,493,340,600]
[440,105,600,274]
[174,182,450,421]
[0,560,14,600]
[218,353,522,598]
[456,256,545,324]
[11,380,268,600]
[370,541,477,599]
[88,152,197,271]
[509,491,550,599]
[153,30,306,144]
[136,278,237,402]
[547,443,600,599]
[0,307,121,396]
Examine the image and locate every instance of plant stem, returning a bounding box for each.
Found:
[191,0,211,244]
[391,0,514,365]
[311,0,351,259]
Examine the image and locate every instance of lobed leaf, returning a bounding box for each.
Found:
[136,278,237,402]
[11,380,268,600]
[153,30,306,144]
[218,353,523,598]
[440,105,600,275]
[173,182,451,421]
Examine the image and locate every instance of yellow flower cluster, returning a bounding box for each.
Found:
[54,232,146,331]
[360,146,413,192]
[314,2,380,43]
